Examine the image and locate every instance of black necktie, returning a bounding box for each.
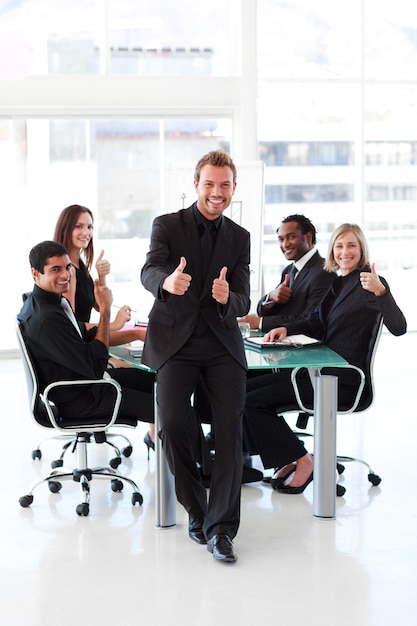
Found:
[288,264,298,288]
[200,221,215,279]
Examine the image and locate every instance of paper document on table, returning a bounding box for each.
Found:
[124,340,144,358]
[245,334,321,349]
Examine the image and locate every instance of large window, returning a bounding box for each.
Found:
[1,0,416,351]
[0,116,232,348]
[0,0,234,77]
[257,0,416,329]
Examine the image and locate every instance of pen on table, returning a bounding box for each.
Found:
[113,305,138,312]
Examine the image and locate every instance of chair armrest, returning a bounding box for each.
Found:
[290,364,366,415]
[290,367,314,415]
[41,378,122,431]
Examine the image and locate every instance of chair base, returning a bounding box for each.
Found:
[32,431,134,470]
[292,417,382,495]
[336,455,382,487]
[20,434,143,516]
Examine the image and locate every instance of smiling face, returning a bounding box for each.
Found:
[32,254,72,295]
[277,221,313,262]
[333,231,362,275]
[70,211,93,254]
[194,164,236,220]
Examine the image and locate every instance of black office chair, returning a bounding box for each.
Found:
[276,314,384,496]
[16,321,143,516]
[21,292,134,468]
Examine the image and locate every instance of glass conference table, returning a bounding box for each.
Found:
[110,339,347,523]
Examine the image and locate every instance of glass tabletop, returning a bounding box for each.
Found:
[110,340,347,372]
[244,343,347,370]
[109,346,155,372]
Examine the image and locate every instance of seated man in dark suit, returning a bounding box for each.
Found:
[201,214,337,472]
[18,240,154,427]
[240,213,337,332]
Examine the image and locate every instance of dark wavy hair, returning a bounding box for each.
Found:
[53,204,94,272]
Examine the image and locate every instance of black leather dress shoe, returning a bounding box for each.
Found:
[207,533,237,562]
[188,517,206,544]
[242,466,264,484]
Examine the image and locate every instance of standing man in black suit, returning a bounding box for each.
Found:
[240,214,336,332]
[141,149,250,563]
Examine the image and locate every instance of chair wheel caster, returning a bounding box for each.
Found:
[368,473,381,486]
[48,481,62,493]
[19,494,34,507]
[132,492,143,506]
[51,459,63,469]
[76,503,89,516]
[122,445,133,458]
[336,484,346,497]
[336,462,345,474]
[110,457,122,469]
[31,449,42,460]
[111,479,124,492]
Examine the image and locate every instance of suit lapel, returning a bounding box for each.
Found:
[328,273,359,314]
[181,207,205,289]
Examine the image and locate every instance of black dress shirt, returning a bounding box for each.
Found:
[17,285,108,408]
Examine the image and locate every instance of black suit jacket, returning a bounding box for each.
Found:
[17,285,111,416]
[284,269,407,374]
[257,251,336,332]
[141,204,251,371]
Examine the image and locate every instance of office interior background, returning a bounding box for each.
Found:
[1,0,416,352]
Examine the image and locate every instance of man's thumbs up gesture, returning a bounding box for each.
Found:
[360,263,386,296]
[163,256,192,295]
[267,272,292,304]
[212,266,229,305]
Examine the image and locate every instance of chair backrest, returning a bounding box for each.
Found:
[289,313,384,416]
[16,320,122,432]
[354,313,384,412]
[16,320,52,428]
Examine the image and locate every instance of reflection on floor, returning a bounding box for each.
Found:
[1,331,416,626]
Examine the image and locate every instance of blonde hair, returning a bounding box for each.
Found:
[324,223,370,272]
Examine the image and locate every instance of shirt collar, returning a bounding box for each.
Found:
[32,284,63,304]
[293,247,316,272]
[193,203,222,231]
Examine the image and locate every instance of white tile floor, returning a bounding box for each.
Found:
[1,331,417,626]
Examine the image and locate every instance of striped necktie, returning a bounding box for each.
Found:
[288,264,298,288]
[60,297,82,337]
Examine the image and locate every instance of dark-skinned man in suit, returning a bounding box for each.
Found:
[202,215,337,468]
[240,213,336,332]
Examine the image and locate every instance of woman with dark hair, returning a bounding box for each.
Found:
[243,223,407,493]
[54,204,154,452]
[53,204,129,329]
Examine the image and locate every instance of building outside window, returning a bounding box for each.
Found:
[0,0,416,351]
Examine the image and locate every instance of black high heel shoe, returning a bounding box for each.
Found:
[143,432,155,460]
[275,472,313,494]
[269,465,296,489]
